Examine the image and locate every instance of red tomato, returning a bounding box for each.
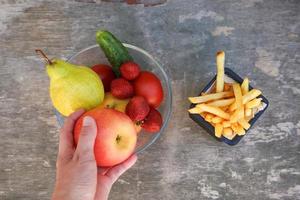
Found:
[91,64,116,92]
[133,71,163,108]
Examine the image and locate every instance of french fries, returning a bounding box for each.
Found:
[197,104,230,120]
[188,50,264,140]
[224,83,232,91]
[228,89,262,111]
[215,123,223,138]
[212,116,223,124]
[241,78,249,95]
[207,98,235,107]
[245,108,252,117]
[238,118,251,130]
[246,98,262,109]
[205,113,214,122]
[189,91,233,104]
[242,89,262,104]
[222,121,231,128]
[216,51,225,92]
[188,107,204,114]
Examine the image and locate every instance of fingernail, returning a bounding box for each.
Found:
[83,116,94,126]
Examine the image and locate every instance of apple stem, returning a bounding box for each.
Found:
[35,49,53,65]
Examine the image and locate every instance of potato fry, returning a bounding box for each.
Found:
[242,89,262,104]
[246,98,262,109]
[224,83,232,91]
[215,123,223,138]
[236,125,246,136]
[188,107,204,114]
[245,108,252,117]
[212,116,223,124]
[222,121,231,128]
[216,51,225,92]
[206,113,214,120]
[189,91,233,104]
[229,89,262,111]
[233,83,243,108]
[223,128,236,140]
[221,106,230,112]
[229,102,237,112]
[231,123,239,133]
[230,109,244,123]
[231,123,245,135]
[207,98,235,107]
[241,78,249,95]
[238,118,251,130]
[204,113,214,122]
[197,104,230,120]
[223,127,233,135]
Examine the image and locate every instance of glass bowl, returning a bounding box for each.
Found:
[54,44,172,154]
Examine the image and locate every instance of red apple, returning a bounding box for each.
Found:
[91,64,116,92]
[133,71,163,108]
[74,108,137,167]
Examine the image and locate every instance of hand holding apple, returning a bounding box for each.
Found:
[52,109,137,200]
[74,108,137,167]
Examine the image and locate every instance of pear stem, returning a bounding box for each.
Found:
[35,49,53,65]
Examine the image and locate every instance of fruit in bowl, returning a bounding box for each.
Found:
[36,50,105,117]
[74,108,137,167]
[37,30,172,166]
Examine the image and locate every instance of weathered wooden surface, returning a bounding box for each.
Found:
[0,0,300,199]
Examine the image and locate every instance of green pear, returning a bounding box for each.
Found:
[37,50,104,116]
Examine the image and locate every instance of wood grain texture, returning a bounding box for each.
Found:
[0,0,299,199]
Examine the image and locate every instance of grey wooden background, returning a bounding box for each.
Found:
[0,0,299,199]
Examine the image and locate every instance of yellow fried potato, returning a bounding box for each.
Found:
[245,98,262,109]
[222,121,231,128]
[223,127,233,135]
[233,83,243,108]
[223,128,236,140]
[212,116,223,124]
[189,91,233,104]
[242,89,262,104]
[188,107,204,114]
[236,125,246,136]
[231,123,245,136]
[204,113,214,122]
[224,83,232,91]
[215,123,223,138]
[245,108,252,117]
[230,109,244,123]
[221,106,230,112]
[241,78,249,95]
[207,98,235,107]
[216,51,225,92]
[197,104,230,120]
[238,118,251,130]
[231,123,239,133]
[229,89,262,111]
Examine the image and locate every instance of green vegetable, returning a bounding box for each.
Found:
[96,30,133,76]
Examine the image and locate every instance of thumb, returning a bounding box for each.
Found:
[75,116,97,162]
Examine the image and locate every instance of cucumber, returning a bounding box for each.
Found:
[96,30,133,76]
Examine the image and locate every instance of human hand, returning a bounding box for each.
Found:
[52,109,137,200]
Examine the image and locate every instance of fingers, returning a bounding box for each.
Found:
[74,116,97,163]
[98,167,110,176]
[58,109,85,164]
[105,154,137,183]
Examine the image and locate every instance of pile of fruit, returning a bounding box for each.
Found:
[37,30,164,167]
